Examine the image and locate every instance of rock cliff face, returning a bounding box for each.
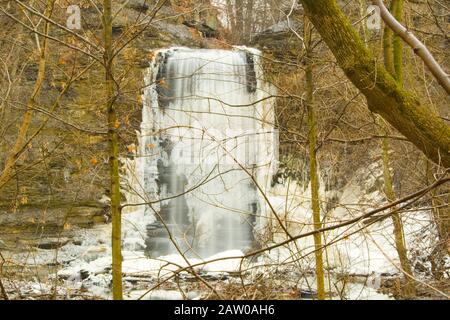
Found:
[0,1,222,242]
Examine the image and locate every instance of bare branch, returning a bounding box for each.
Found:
[372,0,450,94]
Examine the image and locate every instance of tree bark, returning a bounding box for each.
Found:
[304,16,326,300]
[244,0,254,41]
[373,0,449,94]
[299,0,450,168]
[392,0,403,85]
[380,0,416,298]
[379,121,417,297]
[380,134,416,297]
[235,0,244,43]
[103,0,123,300]
[0,1,55,191]
[382,1,395,76]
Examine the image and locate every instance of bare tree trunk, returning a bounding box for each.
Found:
[373,0,450,94]
[299,0,450,168]
[0,0,55,191]
[225,0,237,33]
[380,0,416,299]
[392,0,403,85]
[244,0,254,41]
[235,0,244,43]
[379,127,417,297]
[382,1,395,76]
[304,16,326,300]
[0,251,7,300]
[429,182,449,279]
[103,0,123,300]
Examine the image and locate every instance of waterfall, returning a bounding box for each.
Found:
[130,47,278,259]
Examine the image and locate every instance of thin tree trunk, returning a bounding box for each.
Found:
[380,0,415,298]
[299,0,450,168]
[103,0,123,300]
[304,16,326,300]
[383,1,395,76]
[373,0,450,94]
[234,0,244,43]
[244,0,254,42]
[380,128,416,297]
[429,183,449,279]
[392,0,403,85]
[225,0,236,33]
[0,251,7,300]
[0,0,55,191]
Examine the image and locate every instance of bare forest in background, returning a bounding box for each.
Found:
[0,0,448,301]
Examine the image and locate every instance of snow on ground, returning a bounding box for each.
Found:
[3,162,442,299]
[264,162,441,277]
[125,289,200,300]
[200,250,245,274]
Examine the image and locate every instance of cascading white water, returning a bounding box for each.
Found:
[132,47,278,258]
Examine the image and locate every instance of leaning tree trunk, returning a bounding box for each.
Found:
[102,0,123,300]
[299,0,450,168]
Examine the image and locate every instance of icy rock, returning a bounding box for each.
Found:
[130,290,200,300]
[201,250,245,274]
[80,245,109,262]
[80,269,90,280]
[299,290,317,299]
[197,272,229,281]
[122,237,145,251]
[57,267,79,280]
[72,239,83,246]
[82,273,112,288]
[80,274,112,298]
